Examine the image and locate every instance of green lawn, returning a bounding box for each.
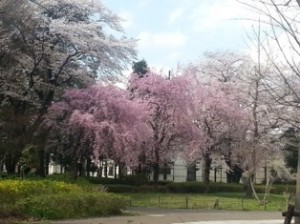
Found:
[120,192,289,211]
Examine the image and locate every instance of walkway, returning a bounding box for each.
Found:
[51,208,287,224]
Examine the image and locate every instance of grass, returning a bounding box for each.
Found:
[121,192,289,211]
[0,174,291,219]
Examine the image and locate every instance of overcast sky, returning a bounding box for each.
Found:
[102,0,256,72]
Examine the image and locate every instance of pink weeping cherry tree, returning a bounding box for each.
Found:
[184,78,250,190]
[129,71,200,183]
[46,84,151,177]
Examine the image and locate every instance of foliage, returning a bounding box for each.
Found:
[105,181,295,195]
[19,145,39,174]
[181,66,250,187]
[106,184,169,193]
[238,0,300,129]
[0,180,126,220]
[180,50,289,199]
[0,0,136,177]
[17,192,125,219]
[280,127,300,173]
[86,175,148,186]
[46,84,150,173]
[106,184,136,193]
[0,0,136,102]
[166,182,244,194]
[0,180,82,203]
[185,80,249,161]
[0,99,37,174]
[132,59,148,77]
[129,72,198,182]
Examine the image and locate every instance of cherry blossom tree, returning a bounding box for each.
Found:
[236,22,298,200]
[236,1,300,128]
[232,133,290,203]
[47,84,150,177]
[184,77,249,190]
[191,51,248,83]
[0,0,136,175]
[178,52,252,184]
[0,0,136,131]
[129,71,199,183]
[182,50,285,196]
[238,1,300,211]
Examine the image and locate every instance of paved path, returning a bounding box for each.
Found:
[51,208,287,224]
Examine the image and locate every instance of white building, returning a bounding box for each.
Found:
[48,156,269,184]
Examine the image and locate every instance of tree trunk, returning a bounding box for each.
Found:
[78,159,85,177]
[245,173,255,198]
[71,158,79,180]
[104,160,108,178]
[45,152,49,176]
[5,154,17,174]
[203,155,212,193]
[98,166,103,178]
[118,163,124,179]
[86,157,91,177]
[153,148,160,184]
[245,178,253,198]
[36,148,45,177]
[153,163,159,183]
[294,146,300,224]
[187,163,197,181]
[226,165,243,183]
[71,165,78,180]
[114,164,117,179]
[162,163,169,180]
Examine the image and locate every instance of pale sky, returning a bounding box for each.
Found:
[102,0,256,72]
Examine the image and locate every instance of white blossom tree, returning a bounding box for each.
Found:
[0,0,136,106]
[0,0,136,176]
[181,50,285,197]
[238,0,300,218]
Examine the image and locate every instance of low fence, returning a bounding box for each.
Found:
[125,195,289,211]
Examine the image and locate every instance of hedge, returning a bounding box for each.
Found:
[17,192,126,219]
[105,181,295,194]
[86,174,148,186]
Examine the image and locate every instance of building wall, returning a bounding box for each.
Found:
[48,157,269,184]
[147,156,268,183]
[147,157,228,183]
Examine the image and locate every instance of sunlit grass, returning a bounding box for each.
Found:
[121,192,288,211]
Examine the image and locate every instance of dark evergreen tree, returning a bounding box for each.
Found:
[133,60,148,78]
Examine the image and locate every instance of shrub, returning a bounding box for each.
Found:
[47,173,91,186]
[0,180,83,204]
[0,180,127,220]
[210,183,244,193]
[136,185,169,193]
[86,174,148,186]
[106,184,136,193]
[166,182,245,194]
[17,192,126,219]
[268,184,295,194]
[122,174,148,186]
[166,182,203,193]
[86,177,125,185]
